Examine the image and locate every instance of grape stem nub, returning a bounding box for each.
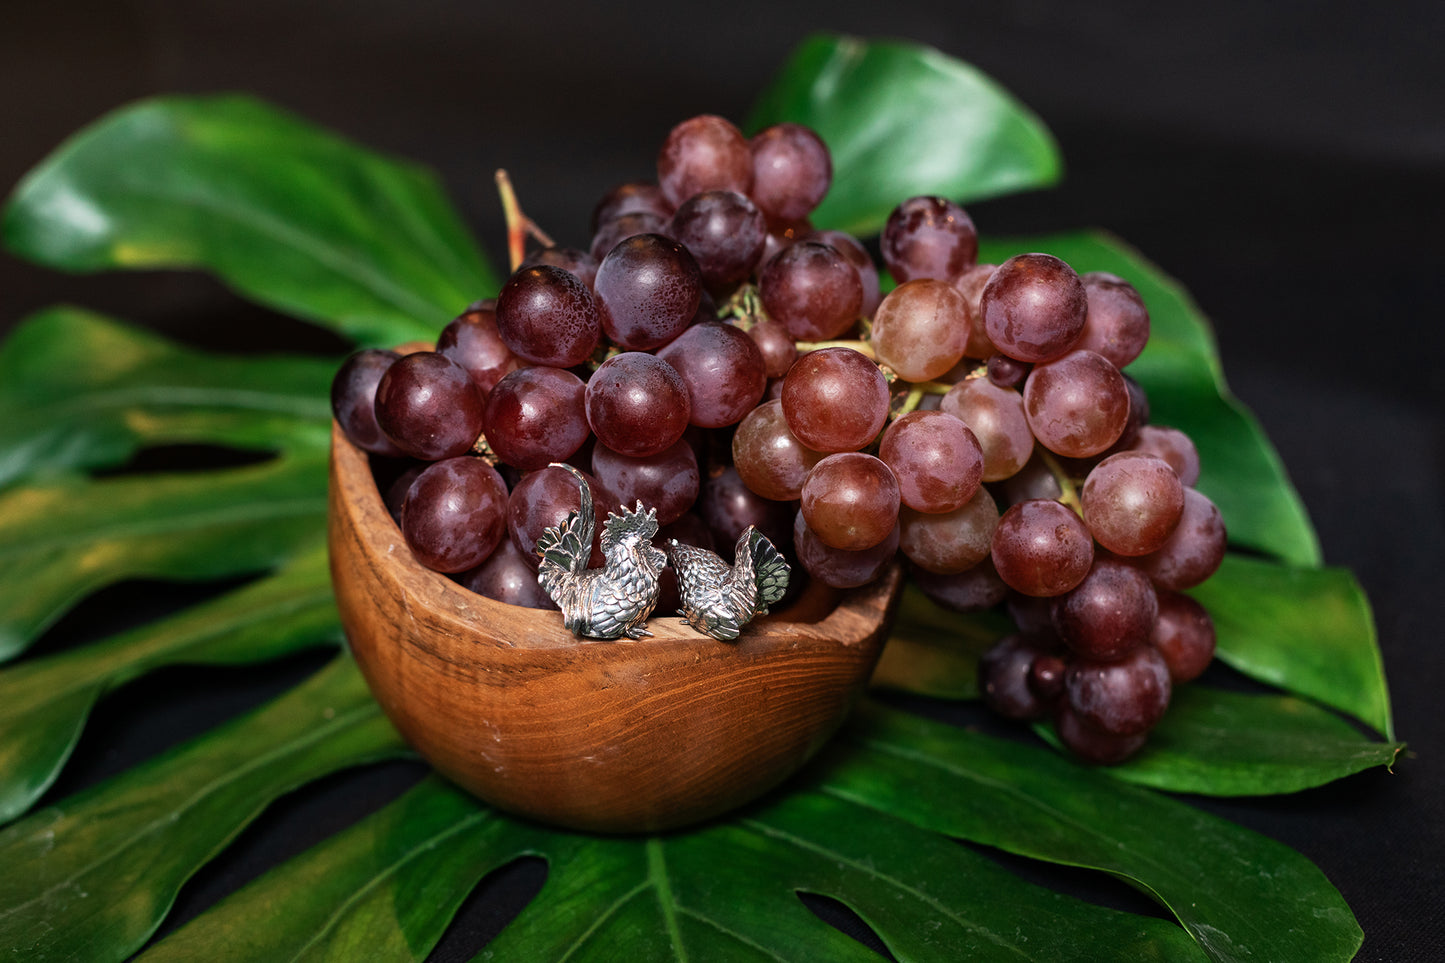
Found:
[1038,448,1084,516]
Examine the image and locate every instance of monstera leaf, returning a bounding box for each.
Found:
[0,32,1394,962]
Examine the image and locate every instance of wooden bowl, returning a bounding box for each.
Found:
[329,424,903,833]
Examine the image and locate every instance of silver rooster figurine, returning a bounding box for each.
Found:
[536,463,668,640]
[669,527,791,641]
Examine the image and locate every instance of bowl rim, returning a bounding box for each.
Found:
[330,422,902,654]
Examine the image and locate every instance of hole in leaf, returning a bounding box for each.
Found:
[797,890,897,960]
[26,574,257,659]
[958,840,1173,923]
[435,855,548,959]
[91,443,279,477]
[149,758,432,944]
[40,648,338,800]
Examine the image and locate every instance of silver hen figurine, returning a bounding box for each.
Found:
[536,463,667,640]
[669,527,791,641]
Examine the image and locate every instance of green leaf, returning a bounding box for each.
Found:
[0,655,406,963]
[1038,686,1402,796]
[1194,554,1392,738]
[979,231,1321,567]
[3,95,498,346]
[483,787,1204,962]
[0,453,328,661]
[140,777,507,963]
[0,306,334,490]
[869,584,1010,699]
[824,704,1362,963]
[748,34,1062,237]
[0,544,339,825]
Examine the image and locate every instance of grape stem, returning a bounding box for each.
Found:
[1038,449,1084,516]
[719,284,765,328]
[493,169,555,272]
[794,338,877,359]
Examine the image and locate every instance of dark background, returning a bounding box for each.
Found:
[3,1,1442,959]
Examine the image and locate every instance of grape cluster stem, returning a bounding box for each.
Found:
[494,169,555,272]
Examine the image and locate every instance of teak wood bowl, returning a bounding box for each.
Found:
[329,424,904,833]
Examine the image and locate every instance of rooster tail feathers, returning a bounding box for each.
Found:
[537,463,596,585]
[738,526,790,611]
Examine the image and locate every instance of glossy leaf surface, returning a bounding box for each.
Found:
[749,33,1062,236]
[0,656,406,963]
[0,307,334,490]
[1196,554,1392,737]
[0,453,327,661]
[3,95,498,347]
[482,784,1206,962]
[1038,686,1402,795]
[824,704,1362,963]
[869,584,1008,699]
[980,231,1321,567]
[141,777,505,963]
[0,545,339,824]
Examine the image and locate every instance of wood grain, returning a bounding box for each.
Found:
[329,424,902,833]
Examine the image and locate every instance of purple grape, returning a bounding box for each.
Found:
[656,321,767,428]
[898,487,999,575]
[1152,590,1217,682]
[506,465,608,570]
[590,438,700,525]
[495,265,601,367]
[483,366,590,470]
[881,196,978,284]
[780,346,888,453]
[699,465,792,549]
[461,539,558,610]
[1075,271,1150,368]
[911,557,1009,613]
[436,304,522,396]
[792,510,898,589]
[591,181,672,234]
[520,246,599,291]
[747,320,798,379]
[801,452,901,551]
[373,351,485,461]
[1054,704,1149,764]
[400,456,508,573]
[331,348,405,456]
[590,211,673,263]
[585,352,691,457]
[1064,645,1172,737]
[1081,453,1185,557]
[669,190,767,290]
[656,114,753,208]
[979,634,1062,720]
[1138,488,1227,590]
[878,410,984,514]
[1051,558,1159,661]
[981,253,1087,363]
[748,123,832,224]
[990,499,1094,597]
[759,241,863,341]
[594,233,703,351]
[811,229,881,318]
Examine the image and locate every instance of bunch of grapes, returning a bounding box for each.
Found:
[331,112,1225,764]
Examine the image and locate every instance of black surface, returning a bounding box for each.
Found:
[3,2,1442,960]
